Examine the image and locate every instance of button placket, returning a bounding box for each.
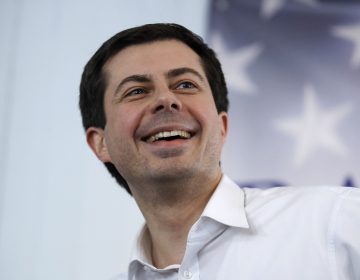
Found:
[179,217,216,280]
[183,269,193,279]
[179,253,199,280]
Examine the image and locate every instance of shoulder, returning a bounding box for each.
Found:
[242,186,360,216]
[243,185,359,203]
[239,185,360,278]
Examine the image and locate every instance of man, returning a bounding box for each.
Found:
[80,23,360,280]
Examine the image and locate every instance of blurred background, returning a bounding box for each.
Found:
[0,0,359,279]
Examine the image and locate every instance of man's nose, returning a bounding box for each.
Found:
[151,88,182,113]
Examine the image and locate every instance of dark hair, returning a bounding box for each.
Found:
[79,23,228,195]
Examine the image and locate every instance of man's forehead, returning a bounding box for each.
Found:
[103,39,205,77]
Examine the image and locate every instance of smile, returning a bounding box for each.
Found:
[146,130,191,143]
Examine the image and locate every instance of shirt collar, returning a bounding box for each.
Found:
[130,226,152,266]
[129,219,181,270]
[201,174,249,228]
[128,175,249,268]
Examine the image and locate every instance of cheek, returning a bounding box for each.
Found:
[198,107,226,144]
[192,101,220,130]
[104,107,142,164]
[106,105,143,140]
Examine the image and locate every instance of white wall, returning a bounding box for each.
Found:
[0,1,209,279]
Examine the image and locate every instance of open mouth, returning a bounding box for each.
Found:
[143,130,192,143]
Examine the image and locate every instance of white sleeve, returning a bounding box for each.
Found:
[331,188,360,280]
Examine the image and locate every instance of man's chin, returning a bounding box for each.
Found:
[148,165,196,182]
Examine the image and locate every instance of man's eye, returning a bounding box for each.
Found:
[126,88,146,96]
[176,81,196,89]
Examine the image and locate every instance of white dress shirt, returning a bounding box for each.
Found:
[114,175,360,280]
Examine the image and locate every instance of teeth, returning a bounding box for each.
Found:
[147,130,191,143]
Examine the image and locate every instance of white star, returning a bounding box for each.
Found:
[261,0,318,20]
[211,33,263,95]
[274,85,352,166]
[332,23,360,69]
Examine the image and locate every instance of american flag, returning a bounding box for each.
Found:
[207,0,360,187]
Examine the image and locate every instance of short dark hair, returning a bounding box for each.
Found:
[79,23,228,195]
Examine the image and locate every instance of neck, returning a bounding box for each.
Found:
[131,171,222,268]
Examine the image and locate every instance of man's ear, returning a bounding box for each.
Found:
[218,112,228,143]
[86,127,112,163]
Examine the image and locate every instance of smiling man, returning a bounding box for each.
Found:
[79,24,360,280]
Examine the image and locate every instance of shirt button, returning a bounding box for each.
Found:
[183,270,193,279]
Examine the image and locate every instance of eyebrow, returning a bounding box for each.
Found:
[114,67,205,95]
[114,74,151,95]
[166,67,205,81]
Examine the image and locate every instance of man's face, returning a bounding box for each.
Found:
[88,40,227,190]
